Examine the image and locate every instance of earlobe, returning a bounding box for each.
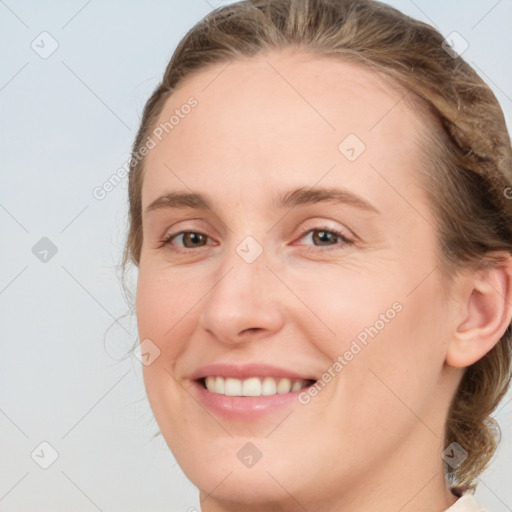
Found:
[446,255,512,369]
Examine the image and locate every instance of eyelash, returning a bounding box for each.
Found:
[157,226,354,254]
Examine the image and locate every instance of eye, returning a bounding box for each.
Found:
[295,226,354,251]
[158,231,213,251]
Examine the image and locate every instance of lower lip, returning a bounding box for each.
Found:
[190,380,311,420]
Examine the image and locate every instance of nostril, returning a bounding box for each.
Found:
[242,327,260,334]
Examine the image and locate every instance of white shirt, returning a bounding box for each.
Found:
[445,493,488,512]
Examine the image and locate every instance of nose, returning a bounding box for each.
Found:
[197,241,287,345]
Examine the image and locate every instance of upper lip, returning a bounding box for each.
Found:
[189,363,318,381]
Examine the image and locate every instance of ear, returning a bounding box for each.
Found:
[446,254,512,368]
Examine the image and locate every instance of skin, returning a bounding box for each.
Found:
[135,48,512,512]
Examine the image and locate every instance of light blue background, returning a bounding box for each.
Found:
[1,1,511,510]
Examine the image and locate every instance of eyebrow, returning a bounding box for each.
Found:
[144,186,380,215]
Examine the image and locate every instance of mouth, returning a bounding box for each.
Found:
[189,363,320,419]
[198,376,317,397]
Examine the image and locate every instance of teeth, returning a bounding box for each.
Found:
[242,377,261,396]
[261,376,277,396]
[203,376,311,396]
[225,377,242,396]
[291,380,303,392]
[276,377,292,394]
[215,376,224,394]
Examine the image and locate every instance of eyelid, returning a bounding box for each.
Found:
[293,217,356,240]
[157,218,216,242]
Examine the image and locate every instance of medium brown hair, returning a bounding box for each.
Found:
[122,0,512,491]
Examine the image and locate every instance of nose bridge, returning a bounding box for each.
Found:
[198,232,285,342]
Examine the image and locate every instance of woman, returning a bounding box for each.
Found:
[122,0,512,510]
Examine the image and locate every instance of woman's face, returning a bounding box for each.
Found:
[136,49,460,509]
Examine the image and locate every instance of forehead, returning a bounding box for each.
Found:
[141,49,428,215]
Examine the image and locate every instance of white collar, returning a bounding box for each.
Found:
[445,493,488,512]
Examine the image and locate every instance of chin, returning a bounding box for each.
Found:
[171,437,310,507]
[194,468,296,508]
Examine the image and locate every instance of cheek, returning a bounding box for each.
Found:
[136,268,194,435]
[303,252,447,420]
[339,276,448,439]
[277,260,404,358]
[135,266,196,346]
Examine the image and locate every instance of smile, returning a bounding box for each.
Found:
[201,376,315,396]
